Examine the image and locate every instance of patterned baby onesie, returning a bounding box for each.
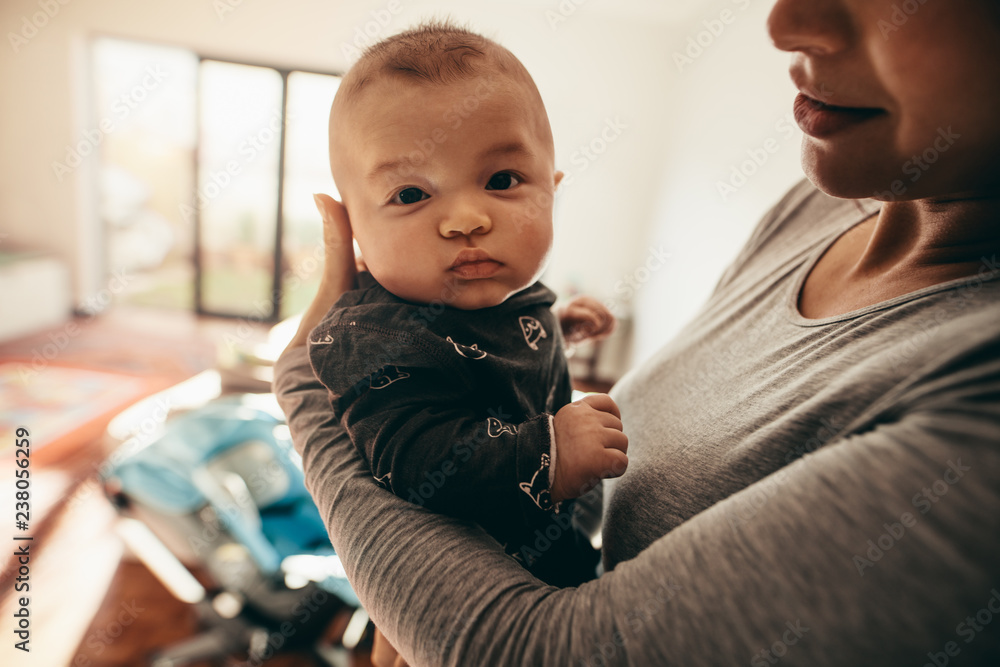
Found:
[307,272,598,586]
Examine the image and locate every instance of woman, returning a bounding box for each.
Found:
[275,0,1000,664]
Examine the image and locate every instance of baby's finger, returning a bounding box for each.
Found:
[579,393,622,419]
[602,429,629,453]
[573,302,605,323]
[600,448,629,478]
[596,410,624,432]
[586,306,617,338]
[567,295,604,311]
[594,310,617,336]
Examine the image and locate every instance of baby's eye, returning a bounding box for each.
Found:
[485,172,520,191]
[392,187,429,205]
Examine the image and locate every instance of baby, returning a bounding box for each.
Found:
[308,21,627,585]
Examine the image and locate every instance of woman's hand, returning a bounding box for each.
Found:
[372,626,409,667]
[558,296,616,344]
[285,193,359,349]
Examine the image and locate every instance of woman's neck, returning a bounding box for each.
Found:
[855,191,1000,280]
[797,189,1000,319]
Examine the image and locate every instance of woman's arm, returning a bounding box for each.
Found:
[276,340,1000,666]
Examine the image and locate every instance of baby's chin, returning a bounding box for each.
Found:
[423,284,516,311]
[445,292,512,311]
[443,277,536,310]
[379,276,521,311]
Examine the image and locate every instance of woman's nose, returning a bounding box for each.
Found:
[767,0,853,56]
[439,202,492,238]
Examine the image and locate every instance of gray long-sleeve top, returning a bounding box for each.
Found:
[274,181,1000,666]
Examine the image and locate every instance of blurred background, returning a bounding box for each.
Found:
[0,0,805,664]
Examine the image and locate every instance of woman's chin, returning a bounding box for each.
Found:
[802,147,901,202]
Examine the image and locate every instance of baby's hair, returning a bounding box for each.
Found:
[328,19,556,188]
[339,19,531,99]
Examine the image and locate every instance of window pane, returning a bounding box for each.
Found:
[197,60,283,317]
[92,38,198,309]
[280,71,342,319]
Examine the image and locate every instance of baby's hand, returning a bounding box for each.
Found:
[550,394,628,504]
[558,296,616,344]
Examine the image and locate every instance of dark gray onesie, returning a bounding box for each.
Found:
[307,272,597,586]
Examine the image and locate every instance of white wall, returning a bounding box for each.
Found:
[0,0,805,368]
[630,0,806,364]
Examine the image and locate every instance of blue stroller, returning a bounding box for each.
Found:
[101,393,366,666]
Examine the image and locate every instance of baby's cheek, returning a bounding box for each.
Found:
[508,207,550,241]
[365,257,410,296]
[519,226,554,275]
[367,239,411,279]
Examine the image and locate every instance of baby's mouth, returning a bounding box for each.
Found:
[450,249,502,279]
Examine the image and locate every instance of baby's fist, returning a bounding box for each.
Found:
[558,296,616,344]
[551,394,628,504]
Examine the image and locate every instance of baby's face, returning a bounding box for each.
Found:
[330,75,562,310]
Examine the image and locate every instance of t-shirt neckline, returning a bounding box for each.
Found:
[785,205,999,328]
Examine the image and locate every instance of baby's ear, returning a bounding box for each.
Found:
[553,170,565,189]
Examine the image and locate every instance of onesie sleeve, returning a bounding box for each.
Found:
[275,341,1000,666]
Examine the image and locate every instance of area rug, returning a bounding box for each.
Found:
[0,362,169,465]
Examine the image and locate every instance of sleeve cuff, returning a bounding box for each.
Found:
[547,414,557,487]
[515,414,558,522]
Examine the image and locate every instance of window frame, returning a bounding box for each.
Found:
[90,34,343,322]
[192,54,343,322]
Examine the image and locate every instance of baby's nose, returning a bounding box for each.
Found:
[439,202,492,237]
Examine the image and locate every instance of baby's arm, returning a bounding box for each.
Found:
[341,364,562,522]
[339,365,627,522]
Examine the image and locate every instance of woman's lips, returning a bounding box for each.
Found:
[793,93,885,139]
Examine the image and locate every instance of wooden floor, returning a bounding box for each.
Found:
[74,558,370,667]
[0,306,375,667]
